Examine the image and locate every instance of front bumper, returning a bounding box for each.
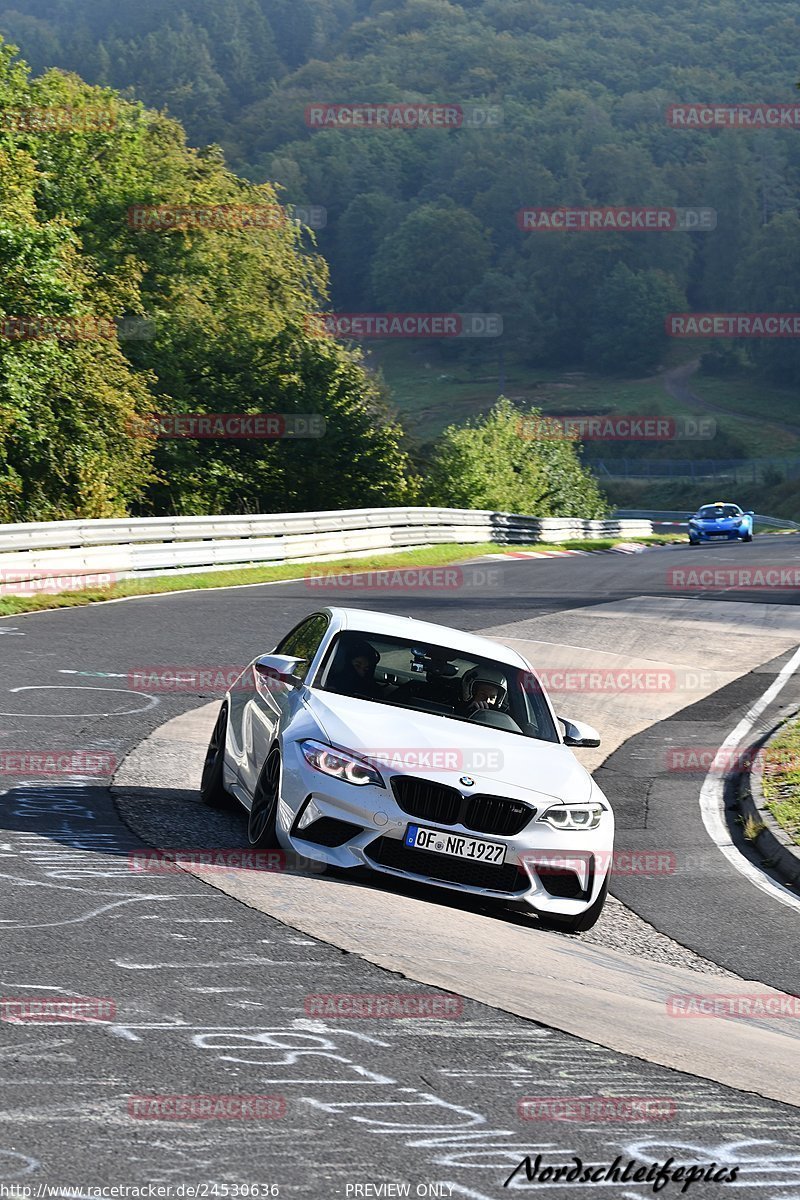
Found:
[276,742,614,917]
[690,525,747,541]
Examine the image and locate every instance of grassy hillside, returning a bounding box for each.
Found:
[369,344,800,456]
[4,0,800,383]
[3,0,800,517]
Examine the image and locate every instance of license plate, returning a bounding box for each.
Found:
[404,824,506,865]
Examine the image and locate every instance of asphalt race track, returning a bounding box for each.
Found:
[2,536,800,1197]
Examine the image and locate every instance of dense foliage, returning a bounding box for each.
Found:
[5,0,800,380]
[426,398,608,517]
[0,43,419,520]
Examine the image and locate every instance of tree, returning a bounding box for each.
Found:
[331,191,407,309]
[735,212,800,384]
[585,263,686,374]
[698,139,760,311]
[370,201,492,312]
[424,397,607,517]
[0,45,420,519]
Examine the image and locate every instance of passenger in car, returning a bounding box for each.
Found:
[329,637,383,699]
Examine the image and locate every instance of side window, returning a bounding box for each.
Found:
[275,614,330,681]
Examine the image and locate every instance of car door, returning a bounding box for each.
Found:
[241,613,331,795]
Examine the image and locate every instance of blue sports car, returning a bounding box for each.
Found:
[687,502,754,545]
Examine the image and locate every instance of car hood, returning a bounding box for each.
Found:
[304,691,592,805]
[696,517,738,526]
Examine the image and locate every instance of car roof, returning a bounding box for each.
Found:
[700,501,741,510]
[322,606,530,669]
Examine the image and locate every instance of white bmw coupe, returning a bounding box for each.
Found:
[200,607,614,933]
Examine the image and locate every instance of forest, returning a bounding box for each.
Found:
[0,32,605,520]
[1,0,799,520]
[3,0,800,380]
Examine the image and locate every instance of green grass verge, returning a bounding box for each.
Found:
[0,534,677,617]
[761,718,800,847]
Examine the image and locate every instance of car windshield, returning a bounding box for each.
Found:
[315,631,559,743]
[697,505,740,519]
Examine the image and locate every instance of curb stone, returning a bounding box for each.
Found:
[737,715,800,890]
[478,541,679,562]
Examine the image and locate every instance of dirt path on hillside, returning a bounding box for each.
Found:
[662,359,800,438]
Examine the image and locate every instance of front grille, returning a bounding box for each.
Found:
[295,817,363,847]
[366,836,526,893]
[466,794,533,835]
[391,776,535,836]
[391,776,462,825]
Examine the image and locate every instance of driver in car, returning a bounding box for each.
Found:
[457,666,508,715]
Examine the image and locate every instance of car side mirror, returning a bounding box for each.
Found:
[559,717,601,748]
[254,654,305,688]
[746,511,755,516]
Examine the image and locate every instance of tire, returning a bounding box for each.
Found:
[200,704,234,808]
[535,877,609,934]
[743,532,753,542]
[248,748,281,849]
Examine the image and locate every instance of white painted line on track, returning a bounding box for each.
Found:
[0,685,160,718]
[699,643,800,913]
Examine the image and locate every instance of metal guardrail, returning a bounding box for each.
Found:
[614,509,800,532]
[596,456,800,482]
[0,508,654,593]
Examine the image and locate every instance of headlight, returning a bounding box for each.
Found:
[539,802,605,830]
[688,519,698,526]
[299,739,385,788]
[732,518,742,526]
